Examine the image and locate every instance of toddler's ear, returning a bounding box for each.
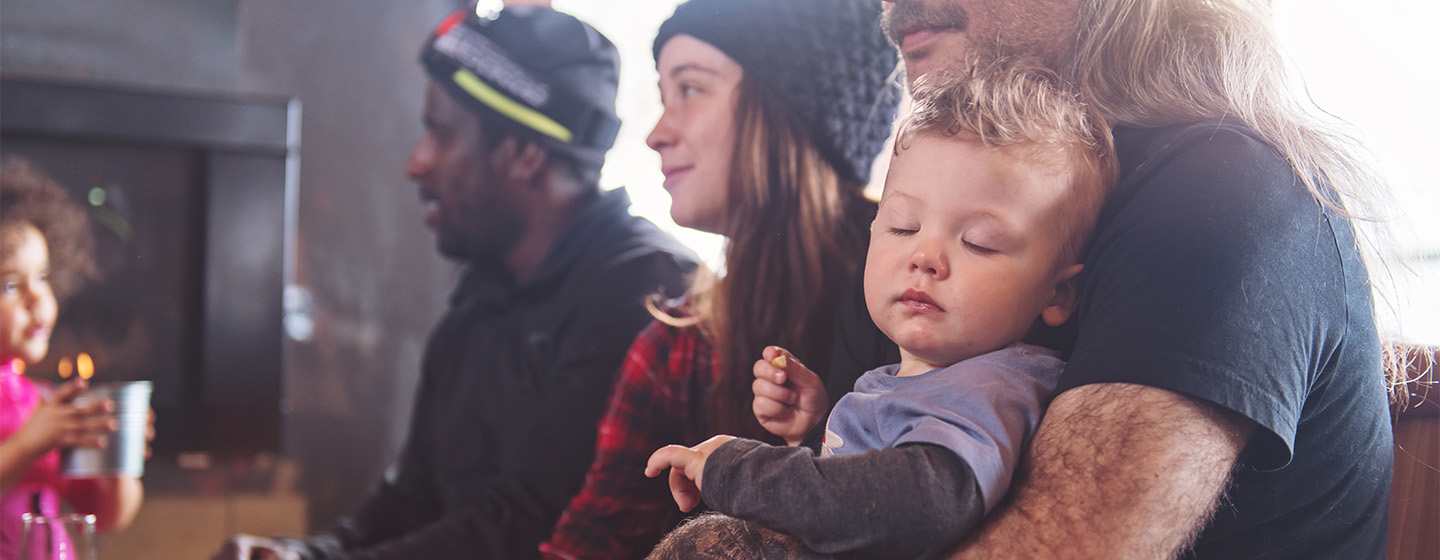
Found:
[1040,264,1084,327]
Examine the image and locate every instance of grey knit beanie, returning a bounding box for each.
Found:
[654,0,901,185]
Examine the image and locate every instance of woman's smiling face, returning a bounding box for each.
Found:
[647,34,745,234]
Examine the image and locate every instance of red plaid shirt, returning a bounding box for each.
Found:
[540,319,718,560]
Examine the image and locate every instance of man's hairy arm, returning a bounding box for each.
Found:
[950,382,1255,559]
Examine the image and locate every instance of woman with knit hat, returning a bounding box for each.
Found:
[539,0,900,558]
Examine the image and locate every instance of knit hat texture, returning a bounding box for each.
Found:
[654,0,900,184]
[422,6,622,165]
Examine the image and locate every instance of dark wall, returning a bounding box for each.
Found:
[2,0,461,529]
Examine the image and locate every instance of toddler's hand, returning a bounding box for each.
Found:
[17,379,115,453]
[644,435,735,512]
[752,346,828,446]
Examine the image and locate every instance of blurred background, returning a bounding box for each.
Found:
[0,0,1434,557]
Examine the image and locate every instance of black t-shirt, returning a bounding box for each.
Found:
[1057,120,1392,559]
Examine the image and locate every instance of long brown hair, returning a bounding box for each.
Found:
[1064,0,1404,394]
[655,77,872,439]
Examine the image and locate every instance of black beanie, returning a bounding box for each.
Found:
[654,0,900,185]
[421,6,621,165]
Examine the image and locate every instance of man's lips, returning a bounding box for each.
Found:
[418,189,439,229]
[899,289,943,312]
[900,28,942,54]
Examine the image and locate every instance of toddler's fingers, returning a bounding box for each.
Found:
[748,394,794,420]
[765,346,798,367]
[645,445,692,478]
[763,346,796,378]
[753,358,785,385]
[668,467,702,512]
[752,378,797,406]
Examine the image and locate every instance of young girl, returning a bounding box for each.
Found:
[540,0,901,557]
[0,158,145,556]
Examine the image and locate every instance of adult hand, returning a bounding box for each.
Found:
[211,534,302,560]
[17,379,114,452]
[752,346,828,446]
[644,435,735,512]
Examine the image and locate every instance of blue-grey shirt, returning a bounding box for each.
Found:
[822,342,1063,512]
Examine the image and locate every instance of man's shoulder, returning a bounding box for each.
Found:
[1114,119,1285,188]
[1104,119,1315,231]
[576,188,698,269]
[547,190,697,296]
[1115,119,1272,161]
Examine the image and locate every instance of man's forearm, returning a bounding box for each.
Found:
[949,383,1253,559]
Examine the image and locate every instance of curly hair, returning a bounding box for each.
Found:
[646,513,833,560]
[1,157,99,299]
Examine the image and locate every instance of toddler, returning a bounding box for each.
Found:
[645,58,1117,559]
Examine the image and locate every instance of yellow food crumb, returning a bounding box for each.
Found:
[770,355,788,369]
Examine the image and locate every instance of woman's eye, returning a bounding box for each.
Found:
[1,281,15,294]
[886,227,916,236]
[36,272,49,285]
[680,84,699,97]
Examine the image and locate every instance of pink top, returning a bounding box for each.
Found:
[0,361,67,559]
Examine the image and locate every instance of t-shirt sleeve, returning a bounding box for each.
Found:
[1059,124,1347,470]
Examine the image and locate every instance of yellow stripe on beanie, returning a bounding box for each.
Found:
[451,69,574,143]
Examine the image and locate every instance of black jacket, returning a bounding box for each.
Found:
[295,188,697,560]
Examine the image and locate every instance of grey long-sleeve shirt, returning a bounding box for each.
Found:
[701,344,1063,559]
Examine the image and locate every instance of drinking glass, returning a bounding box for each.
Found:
[18,513,97,560]
[61,381,153,478]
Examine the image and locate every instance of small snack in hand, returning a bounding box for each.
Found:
[769,355,788,369]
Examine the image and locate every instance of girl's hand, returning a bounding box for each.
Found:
[145,408,156,459]
[644,435,735,512]
[17,379,116,453]
[752,346,829,446]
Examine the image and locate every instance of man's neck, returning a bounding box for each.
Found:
[503,188,591,285]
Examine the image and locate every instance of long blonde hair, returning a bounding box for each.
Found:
[1065,0,1406,394]
[654,77,872,438]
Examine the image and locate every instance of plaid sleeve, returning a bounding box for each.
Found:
[540,320,708,560]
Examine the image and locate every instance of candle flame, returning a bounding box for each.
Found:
[58,357,74,379]
[77,353,94,380]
